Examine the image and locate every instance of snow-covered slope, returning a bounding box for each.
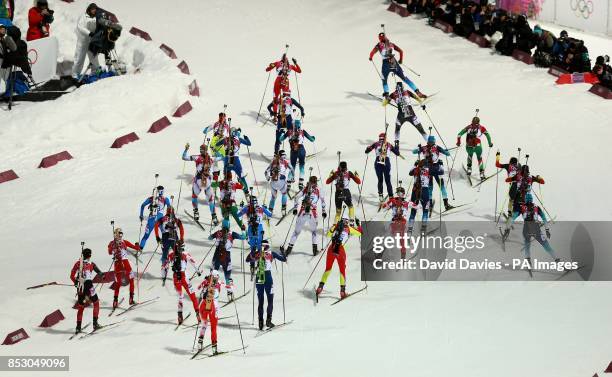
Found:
[1,1,612,376]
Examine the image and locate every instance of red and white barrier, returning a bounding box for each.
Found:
[0,170,18,184]
[129,27,152,41]
[159,44,177,59]
[468,33,490,48]
[2,328,29,345]
[511,49,534,65]
[189,80,200,97]
[433,20,453,33]
[38,151,73,168]
[111,132,140,148]
[177,61,190,75]
[148,116,172,133]
[387,2,410,17]
[39,309,65,328]
[173,101,193,118]
[547,65,569,77]
[556,72,599,85]
[589,84,612,99]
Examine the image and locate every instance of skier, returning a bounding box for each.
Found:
[412,136,453,211]
[154,206,185,286]
[265,53,301,101]
[505,165,545,217]
[279,119,315,189]
[182,142,218,224]
[368,32,426,99]
[495,151,521,217]
[107,227,141,307]
[164,240,201,325]
[202,112,230,180]
[267,90,305,153]
[138,185,171,249]
[238,195,272,277]
[325,161,361,225]
[502,197,558,267]
[71,3,99,79]
[381,186,411,258]
[213,171,246,230]
[365,132,401,202]
[285,176,327,256]
[456,116,493,180]
[70,247,102,333]
[207,224,246,301]
[315,218,362,299]
[385,82,427,145]
[246,239,287,330]
[407,159,431,234]
[264,150,294,215]
[197,270,222,354]
[214,127,252,195]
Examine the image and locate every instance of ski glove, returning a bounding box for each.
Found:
[292,58,297,65]
[292,208,298,215]
[322,212,328,219]
[489,143,493,148]
[139,215,144,221]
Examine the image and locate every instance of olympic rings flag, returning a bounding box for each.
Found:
[570,0,594,19]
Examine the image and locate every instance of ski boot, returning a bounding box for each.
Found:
[196,312,201,324]
[340,285,347,299]
[75,321,82,334]
[480,170,486,181]
[258,317,264,330]
[112,296,119,309]
[129,293,135,306]
[315,282,324,296]
[198,335,204,350]
[298,178,304,190]
[466,165,472,175]
[443,198,454,211]
[249,264,255,281]
[284,244,293,257]
[227,290,234,302]
[312,244,318,256]
[93,317,101,330]
[211,213,219,226]
[193,207,199,221]
[382,91,389,99]
[281,204,287,216]
[420,223,428,235]
[212,342,218,355]
[178,311,184,325]
[379,193,384,203]
[266,315,275,329]
[394,139,400,150]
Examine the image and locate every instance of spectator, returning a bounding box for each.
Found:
[0,24,32,80]
[514,15,534,53]
[72,3,99,79]
[453,2,481,37]
[532,24,556,67]
[26,0,54,41]
[493,12,516,55]
[0,22,16,87]
[0,0,14,26]
[592,55,611,89]
[559,39,590,73]
[551,30,569,63]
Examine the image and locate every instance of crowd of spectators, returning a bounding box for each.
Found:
[392,0,612,89]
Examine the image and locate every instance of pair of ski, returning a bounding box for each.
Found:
[462,165,496,188]
[367,92,438,107]
[314,286,367,305]
[190,345,248,360]
[109,296,160,317]
[260,149,327,164]
[219,289,251,308]
[254,320,294,338]
[183,209,208,232]
[71,319,126,340]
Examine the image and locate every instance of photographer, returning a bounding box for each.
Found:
[532,25,556,67]
[493,12,516,56]
[72,3,99,79]
[513,15,535,53]
[26,0,54,41]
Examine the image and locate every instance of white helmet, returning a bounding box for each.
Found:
[211,270,220,279]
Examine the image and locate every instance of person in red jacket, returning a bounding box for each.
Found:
[107,227,141,308]
[265,53,301,101]
[26,0,53,41]
[70,248,102,333]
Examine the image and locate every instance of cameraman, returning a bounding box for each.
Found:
[72,3,99,79]
[27,0,53,41]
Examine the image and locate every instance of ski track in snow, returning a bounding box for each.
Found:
[1,1,612,376]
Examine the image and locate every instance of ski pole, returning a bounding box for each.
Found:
[370,60,384,81]
[233,298,246,354]
[495,150,500,221]
[190,242,216,281]
[294,69,302,104]
[281,260,286,324]
[246,145,261,197]
[191,324,199,352]
[241,239,245,295]
[533,190,555,224]
[357,153,369,206]
[137,241,160,284]
[448,146,460,201]
[400,62,421,77]
[176,161,187,213]
[255,71,272,125]
[281,213,297,248]
[251,280,256,325]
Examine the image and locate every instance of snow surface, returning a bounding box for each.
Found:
[1,1,612,376]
